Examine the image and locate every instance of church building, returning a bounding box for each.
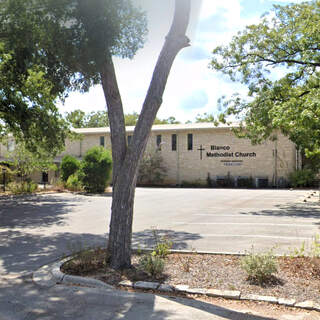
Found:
[0,123,299,187]
[58,123,299,187]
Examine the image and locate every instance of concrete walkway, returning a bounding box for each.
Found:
[1,273,318,320]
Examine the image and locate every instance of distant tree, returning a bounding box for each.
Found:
[154,116,181,124]
[86,110,109,127]
[211,1,320,160]
[124,112,139,126]
[7,142,56,182]
[67,109,180,127]
[66,110,87,129]
[66,109,109,128]
[195,113,217,123]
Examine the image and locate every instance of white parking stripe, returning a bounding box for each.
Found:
[200,234,311,240]
[173,222,316,227]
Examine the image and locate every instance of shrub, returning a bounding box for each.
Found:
[138,254,164,277]
[289,168,316,188]
[138,150,167,185]
[151,228,172,258]
[60,155,80,182]
[65,173,82,191]
[80,146,112,193]
[0,165,14,185]
[7,181,38,194]
[241,248,278,285]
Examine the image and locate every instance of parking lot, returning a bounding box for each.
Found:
[132,188,320,254]
[0,188,319,275]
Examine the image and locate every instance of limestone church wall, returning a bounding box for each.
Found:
[64,124,297,187]
[0,124,298,187]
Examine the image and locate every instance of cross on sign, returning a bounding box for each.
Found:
[198,145,205,160]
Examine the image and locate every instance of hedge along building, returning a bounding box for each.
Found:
[0,123,300,186]
[58,122,299,187]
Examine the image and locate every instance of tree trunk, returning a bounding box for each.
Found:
[103,0,191,270]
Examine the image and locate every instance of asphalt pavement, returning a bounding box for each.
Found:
[0,188,319,319]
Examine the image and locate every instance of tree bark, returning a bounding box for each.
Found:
[103,0,191,270]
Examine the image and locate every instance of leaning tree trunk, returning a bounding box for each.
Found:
[101,0,191,270]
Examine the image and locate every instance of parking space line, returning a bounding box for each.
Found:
[200,234,311,240]
[173,222,316,227]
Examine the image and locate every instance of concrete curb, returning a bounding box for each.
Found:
[32,258,113,290]
[118,280,320,312]
[32,251,320,313]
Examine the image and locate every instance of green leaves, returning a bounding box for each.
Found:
[211,1,320,160]
[0,0,147,155]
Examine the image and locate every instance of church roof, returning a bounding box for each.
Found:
[73,122,239,134]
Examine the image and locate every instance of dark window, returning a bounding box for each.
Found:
[156,135,162,150]
[171,134,177,151]
[100,136,105,147]
[42,172,48,183]
[187,133,193,150]
[127,135,132,145]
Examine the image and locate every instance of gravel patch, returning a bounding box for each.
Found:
[61,250,320,303]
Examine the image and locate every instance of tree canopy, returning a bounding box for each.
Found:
[0,0,73,155]
[211,0,320,159]
[2,0,191,269]
[66,109,181,128]
[0,0,147,155]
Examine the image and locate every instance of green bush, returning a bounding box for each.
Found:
[80,146,112,193]
[8,181,38,194]
[60,155,80,182]
[65,173,82,191]
[289,168,316,187]
[241,249,278,285]
[138,254,165,277]
[0,165,14,185]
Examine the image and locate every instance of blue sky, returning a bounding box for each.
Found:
[57,0,307,123]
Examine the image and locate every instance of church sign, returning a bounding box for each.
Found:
[198,145,257,160]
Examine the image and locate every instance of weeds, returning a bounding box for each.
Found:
[241,247,278,285]
[151,227,172,258]
[64,242,105,274]
[288,235,320,258]
[138,254,164,278]
[7,181,38,194]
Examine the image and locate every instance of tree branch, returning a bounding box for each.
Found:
[100,54,127,186]
[129,0,191,164]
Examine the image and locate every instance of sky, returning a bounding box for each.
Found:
[57,0,308,123]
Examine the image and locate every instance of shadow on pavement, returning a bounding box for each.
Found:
[0,193,84,229]
[0,227,201,275]
[0,276,277,320]
[239,202,320,220]
[132,228,202,250]
[0,230,107,275]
